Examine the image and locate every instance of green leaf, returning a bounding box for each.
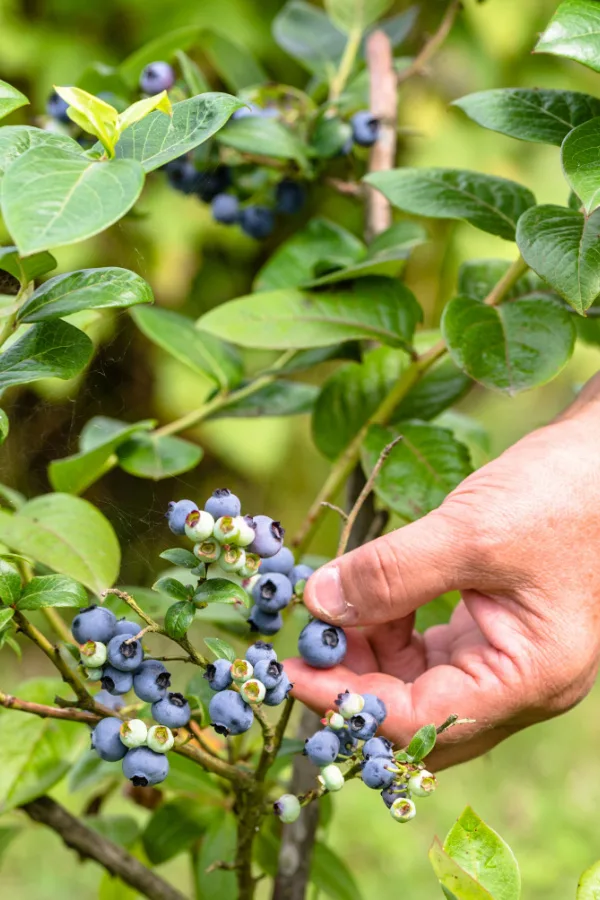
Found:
[272,1,346,77]
[0,608,15,632]
[217,116,308,169]
[0,320,93,390]
[0,679,82,811]
[117,432,202,479]
[457,258,551,303]
[198,277,422,350]
[132,305,243,389]
[453,88,600,146]
[159,548,198,568]
[164,600,196,639]
[143,798,216,865]
[204,636,237,662]
[19,267,153,323]
[577,859,600,899]
[310,115,352,158]
[114,94,242,173]
[194,579,250,609]
[0,493,120,594]
[0,126,81,180]
[441,294,575,394]
[535,0,600,74]
[0,409,7,446]
[214,380,318,418]
[152,577,192,602]
[562,118,600,213]
[54,86,119,152]
[86,815,140,849]
[68,750,116,793]
[2,148,144,255]
[48,417,155,495]
[176,50,210,95]
[254,217,364,292]
[443,807,521,900]
[202,32,267,92]
[195,812,237,900]
[17,574,87,610]
[311,842,365,900]
[0,825,21,862]
[325,0,392,34]
[167,752,223,797]
[0,246,57,284]
[0,559,21,604]
[119,26,203,85]
[0,80,28,120]
[405,723,436,760]
[393,357,471,422]
[430,837,494,900]
[361,423,473,522]
[516,205,600,314]
[364,168,535,241]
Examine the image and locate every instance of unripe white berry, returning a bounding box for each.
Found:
[231,658,253,683]
[185,509,215,542]
[318,764,345,792]
[213,516,241,544]
[193,539,221,564]
[220,545,246,573]
[147,724,174,753]
[274,793,301,823]
[80,640,107,668]
[240,678,266,704]
[234,516,256,547]
[390,797,416,823]
[120,718,148,749]
[408,770,437,798]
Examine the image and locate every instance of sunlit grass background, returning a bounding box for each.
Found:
[0,0,599,896]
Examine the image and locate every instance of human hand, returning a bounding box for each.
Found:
[285,378,600,769]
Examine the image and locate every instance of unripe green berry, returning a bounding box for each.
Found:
[231,658,253,683]
[213,516,241,544]
[337,692,364,719]
[408,770,437,798]
[274,793,301,823]
[185,509,215,542]
[318,764,345,792]
[240,678,266,704]
[234,515,256,547]
[80,640,107,668]
[390,797,416,823]
[238,553,261,578]
[322,710,345,730]
[220,545,246,573]
[294,578,307,598]
[120,718,148,749]
[193,539,221,564]
[147,724,174,753]
[85,666,103,681]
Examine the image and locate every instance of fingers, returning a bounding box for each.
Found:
[304,508,470,628]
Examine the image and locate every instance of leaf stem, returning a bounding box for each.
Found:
[329,25,363,103]
[397,0,462,86]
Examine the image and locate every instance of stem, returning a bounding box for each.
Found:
[397,0,462,86]
[329,26,363,103]
[484,255,528,306]
[256,695,294,782]
[365,30,399,240]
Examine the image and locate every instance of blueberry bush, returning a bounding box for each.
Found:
[2,0,600,898]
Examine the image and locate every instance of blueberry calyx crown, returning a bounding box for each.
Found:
[131,775,149,787]
[254,640,272,650]
[349,715,366,733]
[79,603,99,615]
[322,627,340,648]
[260,579,277,600]
[270,521,285,541]
[204,664,217,681]
[156,672,171,689]
[120,640,139,659]
[101,675,115,691]
[168,692,186,708]
[212,722,229,736]
[213,488,232,498]
[266,661,283,678]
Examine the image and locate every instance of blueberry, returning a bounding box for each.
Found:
[166,499,199,534]
[351,110,380,147]
[133,659,171,703]
[147,725,174,754]
[362,736,393,761]
[263,672,293,706]
[106,636,144,673]
[381,784,409,808]
[79,640,107,669]
[120,718,148,749]
[259,546,295,576]
[290,564,314,589]
[46,91,70,124]
[212,193,239,225]
[273,793,301,823]
[203,658,233,692]
[325,725,357,758]
[248,515,285,559]
[408,770,437,797]
[248,606,283,636]
[209,689,253,735]
[240,206,275,240]
[252,573,293,613]
[298,619,347,669]
[100,665,133,696]
[114,619,140,637]
[390,797,416,823]
[196,167,231,203]
[91,717,127,762]
[361,693,387,725]
[304,730,340,767]
[361,757,397,790]
[349,712,378,741]
[151,692,191,729]
[139,61,175,94]
[253,658,284,691]
[245,641,277,667]
[123,746,170,787]
[166,160,201,195]
[318,763,345,792]
[185,509,215,542]
[275,179,305,215]
[240,678,266,704]
[72,605,117,645]
[205,488,241,519]
[231,659,253,683]
[94,690,125,712]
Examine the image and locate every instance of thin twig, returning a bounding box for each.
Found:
[188,719,225,759]
[397,0,462,86]
[325,177,362,197]
[256,696,295,783]
[320,502,348,521]
[365,30,398,239]
[436,714,476,735]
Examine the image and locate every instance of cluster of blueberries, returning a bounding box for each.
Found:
[274,690,437,825]
[72,604,190,787]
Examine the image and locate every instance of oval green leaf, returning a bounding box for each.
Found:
[578,859,600,899]
[429,837,494,900]
[325,0,393,34]
[0,246,57,284]
[119,25,203,87]
[0,409,8,447]
[0,320,93,390]
[214,380,318,419]
[142,798,215,865]
[405,724,436,761]
[562,117,600,213]
[159,548,198,569]
[535,0,600,74]
[194,579,249,609]
[202,32,267,93]
[273,1,346,76]
[152,577,192,602]
[0,80,28,121]
[0,559,21,604]
[164,600,196,640]
[204,636,237,661]
[0,126,81,180]
[217,116,308,169]
[117,433,202,480]
[443,807,521,900]
[17,574,87,610]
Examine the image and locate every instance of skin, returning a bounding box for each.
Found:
[286,375,600,769]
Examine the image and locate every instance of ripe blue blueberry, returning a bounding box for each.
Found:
[46,91,70,124]
[245,641,277,667]
[205,488,241,519]
[381,784,409,808]
[132,659,171,703]
[166,499,199,534]
[139,61,175,94]
[151,692,191,729]
[351,110,380,147]
[259,546,295,576]
[166,159,201,195]
[123,746,170,787]
[212,193,239,225]
[325,725,357,758]
[263,672,293,706]
[248,606,283,636]
[253,658,284,691]
[349,711,378,741]
[275,179,305,215]
[100,665,133,696]
[106,636,144,673]
[209,689,253,735]
[361,693,387,725]
[361,757,397,790]
[94,689,125,711]
[114,619,140,637]
[196,166,231,203]
[72,605,117,645]
[362,736,393,761]
[304,730,340,767]
[240,206,275,240]
[248,515,285,559]
[298,619,347,669]
[252,573,293,613]
[290,564,314,589]
[91,717,127,762]
[203,658,233,691]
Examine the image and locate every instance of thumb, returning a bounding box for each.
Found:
[304,508,470,627]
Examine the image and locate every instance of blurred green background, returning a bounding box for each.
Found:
[1,0,600,897]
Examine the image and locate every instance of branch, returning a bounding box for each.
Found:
[256,696,294,782]
[365,30,398,240]
[397,0,462,86]
[21,796,187,900]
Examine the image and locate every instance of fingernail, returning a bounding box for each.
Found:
[311,565,356,624]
